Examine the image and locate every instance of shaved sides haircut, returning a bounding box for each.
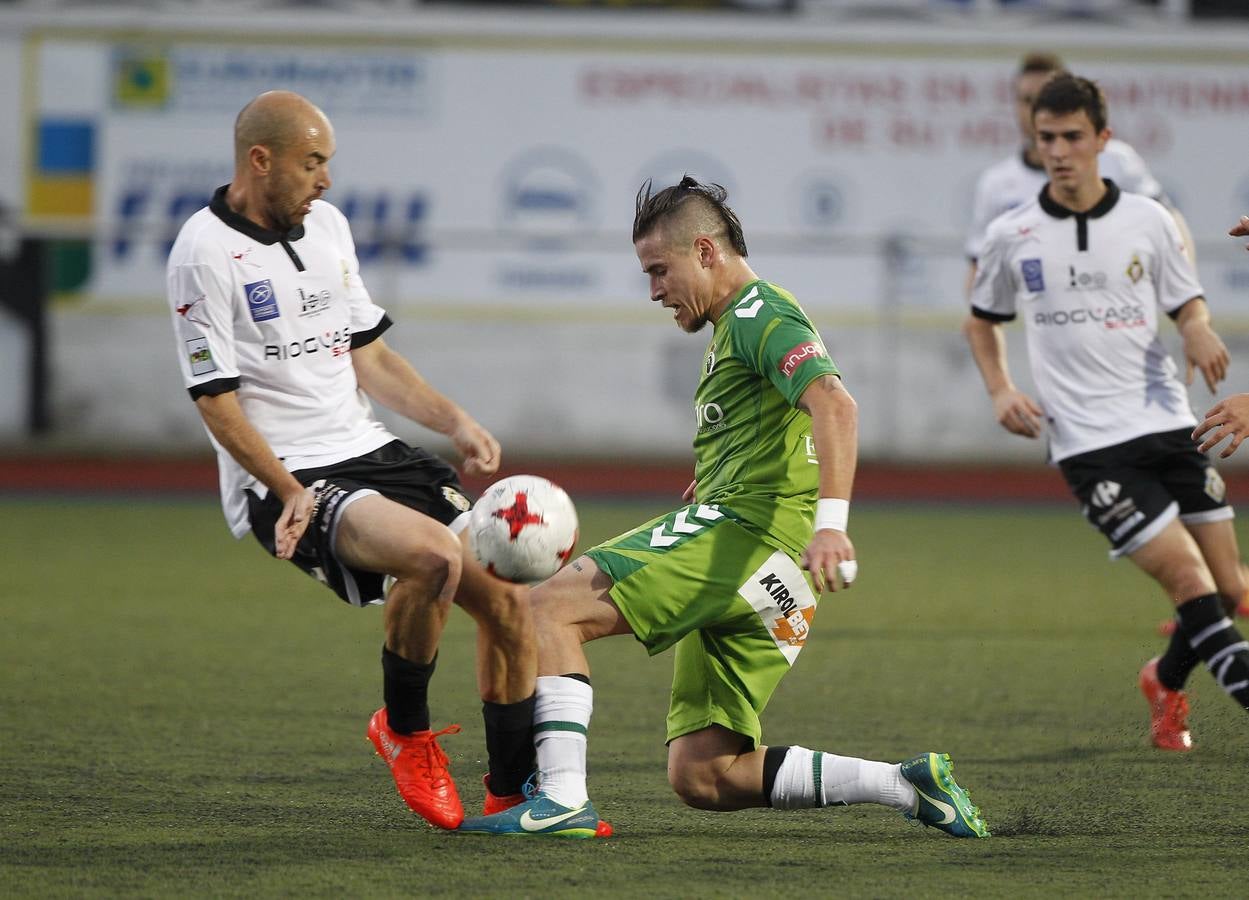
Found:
[634,176,748,257]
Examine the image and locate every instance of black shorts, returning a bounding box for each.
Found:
[247,440,473,607]
[1059,428,1233,558]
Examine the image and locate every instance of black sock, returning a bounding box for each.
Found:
[762,745,790,808]
[483,694,536,797]
[1176,594,1249,710]
[382,645,434,734]
[1157,624,1200,691]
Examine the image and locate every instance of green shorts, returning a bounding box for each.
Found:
[584,503,818,749]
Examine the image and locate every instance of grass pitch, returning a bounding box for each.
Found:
[3,496,1249,898]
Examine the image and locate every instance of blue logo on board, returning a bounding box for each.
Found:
[245,279,280,321]
[1021,259,1045,292]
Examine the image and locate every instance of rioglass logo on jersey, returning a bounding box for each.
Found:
[185,337,217,376]
[245,279,280,322]
[297,287,331,317]
[778,341,825,379]
[264,327,352,361]
[1067,266,1108,291]
[1033,304,1145,329]
[1021,259,1044,292]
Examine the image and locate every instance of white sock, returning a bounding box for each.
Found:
[770,747,917,814]
[533,675,593,808]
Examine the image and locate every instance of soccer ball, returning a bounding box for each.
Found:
[469,475,579,584]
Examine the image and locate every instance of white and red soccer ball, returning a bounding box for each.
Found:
[469,475,579,584]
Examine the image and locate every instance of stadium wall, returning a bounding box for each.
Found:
[2,7,1249,464]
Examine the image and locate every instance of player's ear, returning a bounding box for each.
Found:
[249,144,272,176]
[1096,126,1112,152]
[696,235,716,268]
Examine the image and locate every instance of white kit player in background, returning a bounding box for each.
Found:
[964,51,1194,296]
[165,90,541,832]
[963,73,1249,754]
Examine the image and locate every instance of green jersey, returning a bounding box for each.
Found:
[693,280,840,555]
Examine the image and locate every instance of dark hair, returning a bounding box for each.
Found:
[633,175,748,257]
[1017,51,1065,78]
[1032,73,1108,133]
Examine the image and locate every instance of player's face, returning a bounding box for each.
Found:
[636,231,713,333]
[1033,108,1108,195]
[263,115,335,232]
[1014,71,1053,146]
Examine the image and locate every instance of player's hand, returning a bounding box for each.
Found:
[991,388,1044,438]
[1230,215,1249,248]
[682,479,697,503]
[1194,394,1249,458]
[275,486,315,560]
[801,528,856,594]
[1182,322,1229,394]
[452,417,502,477]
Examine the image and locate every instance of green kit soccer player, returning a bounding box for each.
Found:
[459,177,989,839]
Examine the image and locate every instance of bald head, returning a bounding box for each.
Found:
[233,91,332,168]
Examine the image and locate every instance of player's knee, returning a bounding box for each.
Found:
[668,766,723,811]
[399,533,463,600]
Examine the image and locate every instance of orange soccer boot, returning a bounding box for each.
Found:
[367,707,465,829]
[1138,657,1193,752]
[481,773,527,816]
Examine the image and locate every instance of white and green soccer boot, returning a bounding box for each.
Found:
[457,792,613,839]
[899,752,990,838]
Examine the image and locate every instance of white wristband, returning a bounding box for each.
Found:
[815,498,849,533]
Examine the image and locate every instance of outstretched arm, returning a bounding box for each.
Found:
[352,338,501,477]
[962,314,1043,438]
[797,375,857,594]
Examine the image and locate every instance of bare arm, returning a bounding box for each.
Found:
[962,314,1043,439]
[194,391,312,559]
[352,338,501,477]
[1174,298,1228,395]
[796,375,857,593]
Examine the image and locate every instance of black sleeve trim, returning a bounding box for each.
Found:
[1167,296,1202,321]
[352,314,393,349]
[188,377,240,400]
[971,307,1015,323]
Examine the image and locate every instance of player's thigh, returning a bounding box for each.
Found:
[335,492,461,578]
[529,555,633,642]
[1184,519,1247,601]
[1127,517,1215,602]
[584,506,799,656]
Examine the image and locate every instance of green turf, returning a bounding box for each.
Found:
[3,497,1248,898]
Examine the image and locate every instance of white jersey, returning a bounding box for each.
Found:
[965,139,1164,260]
[167,187,396,537]
[970,180,1203,463]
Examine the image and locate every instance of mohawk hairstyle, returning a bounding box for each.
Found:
[633,175,748,258]
[1033,72,1109,133]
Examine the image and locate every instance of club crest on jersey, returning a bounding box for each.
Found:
[778,341,825,378]
[1126,254,1144,285]
[1021,258,1045,292]
[245,279,280,322]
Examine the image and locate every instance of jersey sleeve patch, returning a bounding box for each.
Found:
[776,340,827,379]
